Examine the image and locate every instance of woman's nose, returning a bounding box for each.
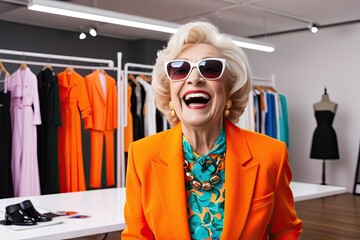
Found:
[186,67,204,84]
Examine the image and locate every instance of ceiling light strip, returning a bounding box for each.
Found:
[28,0,178,34]
[232,39,274,52]
[28,0,274,52]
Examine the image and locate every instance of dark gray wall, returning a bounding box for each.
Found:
[130,39,165,65]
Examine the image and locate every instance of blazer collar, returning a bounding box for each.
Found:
[151,123,191,240]
[58,70,80,88]
[151,120,258,239]
[38,68,56,97]
[12,67,31,88]
[90,70,107,104]
[221,119,258,239]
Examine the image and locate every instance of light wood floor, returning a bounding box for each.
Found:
[73,193,360,240]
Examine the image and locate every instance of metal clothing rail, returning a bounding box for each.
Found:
[116,52,125,188]
[0,58,117,71]
[0,49,115,67]
[126,70,153,76]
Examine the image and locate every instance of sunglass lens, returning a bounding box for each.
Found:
[167,61,191,80]
[199,59,223,79]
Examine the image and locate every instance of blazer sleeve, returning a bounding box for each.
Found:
[122,142,154,239]
[268,142,302,239]
[77,75,93,129]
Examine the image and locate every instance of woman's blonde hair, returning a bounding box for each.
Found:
[152,20,252,125]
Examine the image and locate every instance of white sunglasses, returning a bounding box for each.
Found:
[164,58,226,81]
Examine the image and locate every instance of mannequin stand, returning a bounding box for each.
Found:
[321,159,327,185]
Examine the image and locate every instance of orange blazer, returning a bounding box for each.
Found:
[122,119,302,239]
[85,71,118,131]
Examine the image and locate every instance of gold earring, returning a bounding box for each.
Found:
[224,100,232,117]
[169,101,176,117]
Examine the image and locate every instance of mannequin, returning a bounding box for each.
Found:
[313,87,337,113]
[310,87,339,185]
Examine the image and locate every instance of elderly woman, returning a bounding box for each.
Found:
[122,21,302,239]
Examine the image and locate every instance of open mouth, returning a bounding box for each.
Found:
[183,93,211,106]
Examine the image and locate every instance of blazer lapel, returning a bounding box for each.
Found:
[151,123,191,240]
[221,120,259,239]
[93,71,106,104]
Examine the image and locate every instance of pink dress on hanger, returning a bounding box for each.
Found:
[9,67,41,197]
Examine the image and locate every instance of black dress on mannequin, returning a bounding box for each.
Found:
[310,88,339,185]
[310,89,339,159]
[310,111,339,159]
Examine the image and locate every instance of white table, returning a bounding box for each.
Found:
[291,181,347,202]
[0,182,347,240]
[0,188,126,240]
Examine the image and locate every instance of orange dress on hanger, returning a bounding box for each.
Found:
[57,69,92,192]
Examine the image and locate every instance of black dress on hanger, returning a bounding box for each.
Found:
[128,80,146,141]
[37,68,61,194]
[0,78,13,198]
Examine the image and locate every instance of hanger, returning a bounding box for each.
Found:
[253,85,277,93]
[0,61,10,76]
[20,63,28,70]
[128,74,139,87]
[253,85,265,91]
[65,66,74,74]
[138,74,152,82]
[43,64,53,71]
[266,85,277,93]
[97,68,106,75]
[0,61,10,95]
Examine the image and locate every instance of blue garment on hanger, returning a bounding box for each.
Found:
[265,93,277,139]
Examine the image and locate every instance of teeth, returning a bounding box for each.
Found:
[184,93,210,100]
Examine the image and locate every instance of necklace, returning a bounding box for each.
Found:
[183,154,225,191]
[182,126,226,191]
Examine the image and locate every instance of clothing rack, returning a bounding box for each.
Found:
[118,62,153,187]
[252,74,276,87]
[0,49,126,189]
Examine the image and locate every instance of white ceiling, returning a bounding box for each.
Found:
[1,0,360,43]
